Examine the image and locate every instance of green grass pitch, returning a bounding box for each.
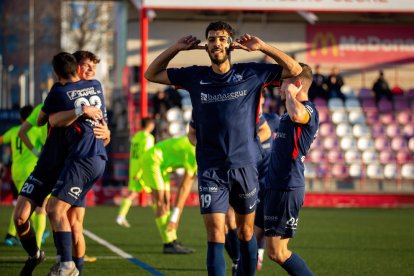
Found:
[1,205,414,275]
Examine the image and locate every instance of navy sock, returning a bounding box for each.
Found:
[281,253,314,276]
[207,242,226,276]
[53,231,62,256]
[55,232,72,262]
[225,229,240,264]
[73,256,84,275]
[259,237,266,249]
[238,235,257,276]
[20,222,38,257]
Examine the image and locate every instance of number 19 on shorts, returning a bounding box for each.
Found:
[200,194,211,208]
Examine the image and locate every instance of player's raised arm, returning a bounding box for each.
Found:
[285,82,310,124]
[235,34,302,79]
[144,35,202,85]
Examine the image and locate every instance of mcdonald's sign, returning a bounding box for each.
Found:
[307,25,414,64]
[309,32,339,57]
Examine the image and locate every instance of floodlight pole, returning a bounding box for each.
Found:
[140,7,148,118]
[29,0,35,105]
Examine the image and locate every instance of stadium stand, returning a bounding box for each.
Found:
[306,85,414,193]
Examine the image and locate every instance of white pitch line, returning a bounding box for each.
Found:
[0,256,123,260]
[83,229,132,259]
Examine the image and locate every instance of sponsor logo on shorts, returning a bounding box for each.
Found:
[249,201,256,210]
[27,175,43,186]
[262,143,271,150]
[286,217,299,230]
[199,185,218,193]
[275,132,286,139]
[69,187,82,199]
[239,187,257,199]
[264,215,278,221]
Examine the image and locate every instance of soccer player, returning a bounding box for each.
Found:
[17,103,51,250]
[17,50,107,271]
[264,63,318,276]
[116,117,155,228]
[0,106,43,247]
[137,136,197,254]
[254,111,280,271]
[41,52,108,276]
[13,53,106,276]
[144,21,301,275]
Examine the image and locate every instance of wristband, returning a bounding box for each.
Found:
[170,207,180,223]
[75,106,84,117]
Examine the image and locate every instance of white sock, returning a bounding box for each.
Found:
[258,248,265,259]
[60,261,74,270]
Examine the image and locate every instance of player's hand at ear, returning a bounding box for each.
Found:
[286,83,302,99]
[176,35,203,51]
[235,34,264,52]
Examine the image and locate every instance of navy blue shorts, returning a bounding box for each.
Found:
[254,187,265,229]
[52,156,106,207]
[263,187,305,238]
[19,173,57,207]
[198,165,258,215]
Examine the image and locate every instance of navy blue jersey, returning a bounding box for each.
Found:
[42,80,108,160]
[168,63,282,170]
[257,112,280,189]
[30,127,67,183]
[260,112,280,154]
[266,101,319,189]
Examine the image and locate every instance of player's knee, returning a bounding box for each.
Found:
[71,223,83,244]
[266,248,289,265]
[47,205,62,221]
[237,224,254,241]
[14,213,28,231]
[207,226,225,242]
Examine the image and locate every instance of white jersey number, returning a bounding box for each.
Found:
[74,95,102,109]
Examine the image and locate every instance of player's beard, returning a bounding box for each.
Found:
[209,50,229,65]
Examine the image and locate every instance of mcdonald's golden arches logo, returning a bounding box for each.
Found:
[310,32,339,57]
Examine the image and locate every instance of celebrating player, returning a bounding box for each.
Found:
[144,21,302,275]
[263,63,318,276]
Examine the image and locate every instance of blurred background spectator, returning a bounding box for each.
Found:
[326,66,346,101]
[309,64,328,101]
[372,70,393,104]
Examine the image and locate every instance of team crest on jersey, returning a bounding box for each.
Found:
[67,87,99,100]
[232,73,243,83]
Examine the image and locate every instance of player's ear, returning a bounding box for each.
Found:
[226,37,233,54]
[294,80,302,88]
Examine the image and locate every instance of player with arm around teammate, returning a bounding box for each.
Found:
[264,63,318,276]
[42,52,108,276]
[145,21,301,275]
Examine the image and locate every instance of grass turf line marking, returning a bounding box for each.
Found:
[83,229,164,276]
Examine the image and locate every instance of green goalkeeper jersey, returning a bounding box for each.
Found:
[2,125,43,188]
[26,104,47,145]
[151,136,197,176]
[129,131,155,175]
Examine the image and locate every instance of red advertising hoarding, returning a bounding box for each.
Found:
[307,25,414,64]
